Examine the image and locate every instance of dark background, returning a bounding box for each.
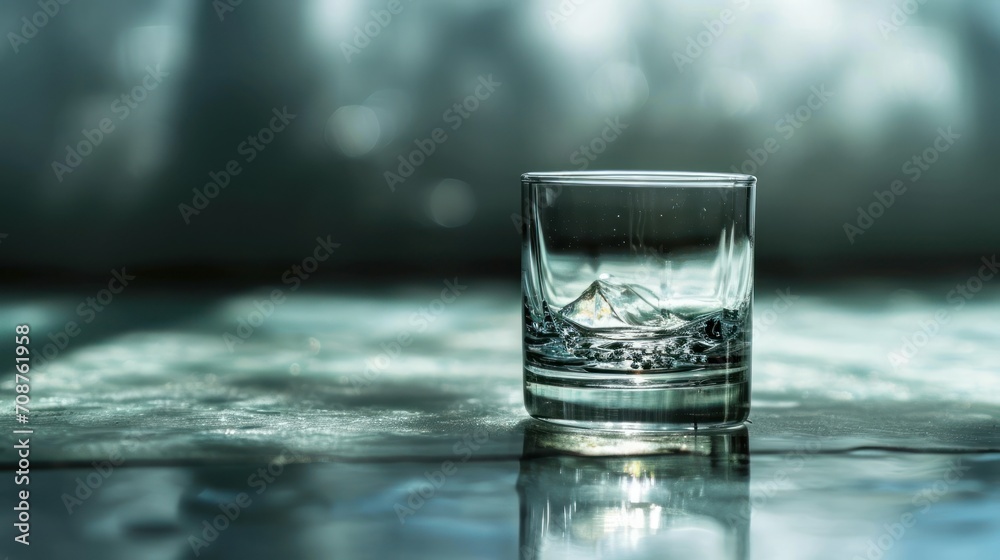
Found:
[1,5,998,558]
[1,0,996,281]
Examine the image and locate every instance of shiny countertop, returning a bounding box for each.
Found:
[1,278,998,559]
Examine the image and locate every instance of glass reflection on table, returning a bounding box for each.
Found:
[518,423,750,560]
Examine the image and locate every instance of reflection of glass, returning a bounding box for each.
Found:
[517,423,749,560]
[521,172,756,429]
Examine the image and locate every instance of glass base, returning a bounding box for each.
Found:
[524,365,750,431]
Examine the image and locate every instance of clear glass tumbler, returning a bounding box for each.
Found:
[521,171,756,429]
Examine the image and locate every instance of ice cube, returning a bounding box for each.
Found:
[558,279,680,330]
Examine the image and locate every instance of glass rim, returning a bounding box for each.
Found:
[521,170,755,188]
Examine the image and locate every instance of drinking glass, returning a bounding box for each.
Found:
[521,171,756,429]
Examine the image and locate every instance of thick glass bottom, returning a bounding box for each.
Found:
[524,365,750,430]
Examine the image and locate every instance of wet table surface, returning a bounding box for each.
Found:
[1,278,998,559]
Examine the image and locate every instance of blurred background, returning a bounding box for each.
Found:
[2,4,999,558]
[0,0,996,280]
